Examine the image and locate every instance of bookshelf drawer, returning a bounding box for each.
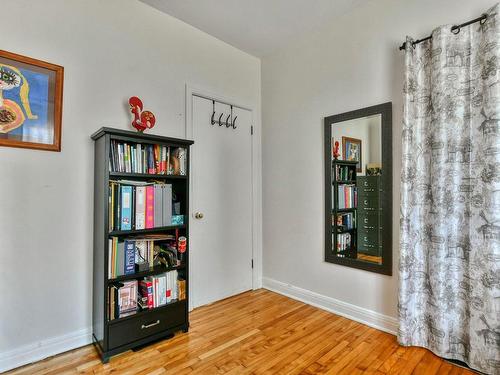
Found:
[359,229,379,244]
[358,176,380,189]
[358,212,379,228]
[108,301,186,349]
[359,197,379,211]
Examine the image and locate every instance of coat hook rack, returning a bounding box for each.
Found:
[211,100,216,125]
[218,113,224,126]
[225,113,231,128]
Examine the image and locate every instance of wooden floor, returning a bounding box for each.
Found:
[7,289,473,375]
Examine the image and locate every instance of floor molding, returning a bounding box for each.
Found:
[0,327,92,373]
[262,277,398,335]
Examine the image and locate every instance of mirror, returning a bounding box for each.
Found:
[324,102,392,275]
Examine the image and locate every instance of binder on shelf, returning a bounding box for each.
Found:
[162,184,172,226]
[120,185,132,231]
[154,184,163,227]
[135,186,146,230]
[145,185,154,229]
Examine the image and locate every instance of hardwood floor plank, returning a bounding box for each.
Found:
[4,290,474,375]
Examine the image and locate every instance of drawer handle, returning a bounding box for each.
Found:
[363,208,375,211]
[141,320,160,329]
[364,244,375,248]
[363,226,374,229]
[364,189,375,192]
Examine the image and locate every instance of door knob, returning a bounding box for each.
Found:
[194,212,204,219]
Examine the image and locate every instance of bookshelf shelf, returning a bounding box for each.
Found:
[109,172,188,180]
[335,208,356,213]
[108,264,186,284]
[92,127,193,363]
[109,224,186,236]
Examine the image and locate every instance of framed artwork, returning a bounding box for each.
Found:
[342,136,362,172]
[0,50,63,151]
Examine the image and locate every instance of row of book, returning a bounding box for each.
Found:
[335,212,356,230]
[108,234,179,279]
[108,272,186,320]
[335,165,355,181]
[139,271,181,310]
[109,140,187,176]
[109,180,179,232]
[337,185,357,209]
[336,233,352,252]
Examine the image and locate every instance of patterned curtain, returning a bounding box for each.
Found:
[399,4,500,374]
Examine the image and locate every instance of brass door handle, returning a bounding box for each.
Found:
[194,212,204,219]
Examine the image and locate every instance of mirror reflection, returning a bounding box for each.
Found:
[331,114,382,265]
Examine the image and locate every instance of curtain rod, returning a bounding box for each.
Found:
[398,13,488,51]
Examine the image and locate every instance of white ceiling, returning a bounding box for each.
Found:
[141,0,369,57]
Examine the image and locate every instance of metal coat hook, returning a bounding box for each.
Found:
[218,113,224,126]
[211,100,216,125]
[232,115,237,129]
[225,114,231,128]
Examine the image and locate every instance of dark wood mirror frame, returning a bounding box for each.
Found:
[324,102,392,275]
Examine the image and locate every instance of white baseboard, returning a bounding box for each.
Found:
[262,277,398,335]
[0,328,92,373]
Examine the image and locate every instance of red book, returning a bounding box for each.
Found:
[139,280,153,309]
[145,185,154,229]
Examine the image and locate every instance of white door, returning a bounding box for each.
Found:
[191,95,253,308]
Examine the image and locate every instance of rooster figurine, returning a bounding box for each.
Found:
[129,96,156,132]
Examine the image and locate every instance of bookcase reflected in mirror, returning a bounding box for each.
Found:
[324,103,392,275]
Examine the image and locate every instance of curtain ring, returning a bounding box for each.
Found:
[451,25,460,34]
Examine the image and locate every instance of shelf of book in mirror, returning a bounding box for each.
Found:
[335,227,356,234]
[335,208,357,213]
[334,180,356,184]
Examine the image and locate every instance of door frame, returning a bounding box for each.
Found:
[185,84,262,311]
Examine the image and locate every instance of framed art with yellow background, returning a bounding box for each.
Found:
[0,50,63,151]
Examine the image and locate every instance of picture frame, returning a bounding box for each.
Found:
[342,136,362,172]
[0,50,63,151]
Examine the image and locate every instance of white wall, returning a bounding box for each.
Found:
[0,0,261,371]
[262,0,494,325]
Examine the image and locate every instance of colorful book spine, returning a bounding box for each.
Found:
[145,185,154,229]
[135,186,146,230]
[120,185,132,231]
[124,240,135,275]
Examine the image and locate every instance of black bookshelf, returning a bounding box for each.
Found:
[91,127,193,363]
[332,160,358,259]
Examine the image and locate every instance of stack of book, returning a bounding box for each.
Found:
[109,141,186,176]
[108,234,177,279]
[337,233,352,252]
[109,180,173,232]
[337,185,357,209]
[138,270,181,310]
[335,212,356,230]
[109,280,138,320]
[335,165,355,181]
